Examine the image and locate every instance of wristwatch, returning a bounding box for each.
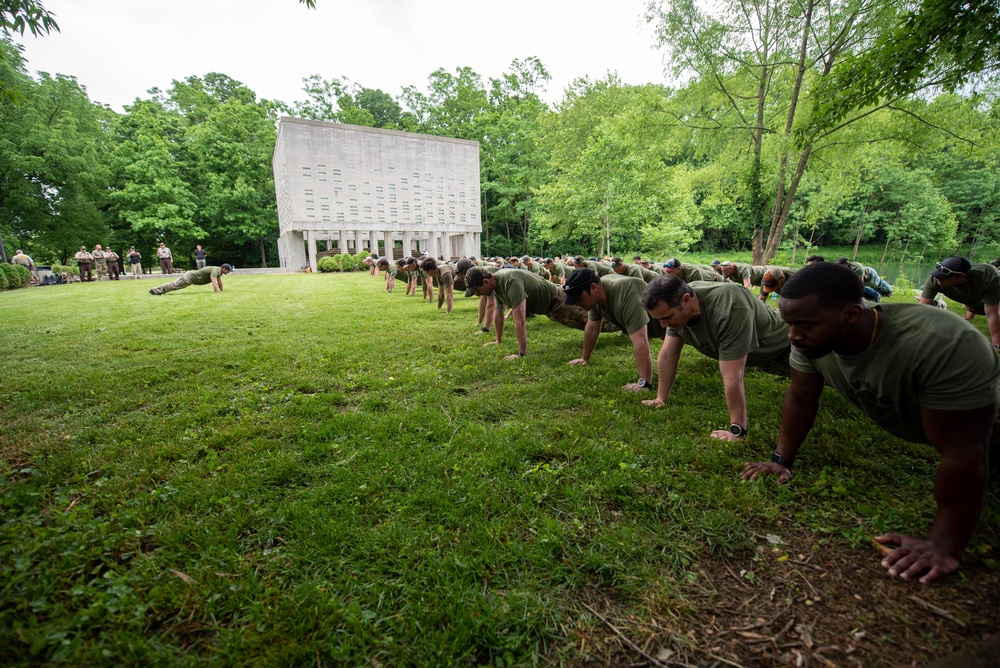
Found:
[636,377,652,389]
[729,423,747,438]
[771,452,793,468]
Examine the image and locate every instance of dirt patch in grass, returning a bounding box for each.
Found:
[575,531,1000,667]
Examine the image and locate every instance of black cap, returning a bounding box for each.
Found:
[221,263,234,272]
[931,256,971,280]
[464,267,488,297]
[563,268,598,306]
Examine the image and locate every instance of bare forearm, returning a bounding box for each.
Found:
[580,320,602,361]
[928,452,987,557]
[654,338,682,403]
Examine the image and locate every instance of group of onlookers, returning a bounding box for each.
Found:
[66,243,209,282]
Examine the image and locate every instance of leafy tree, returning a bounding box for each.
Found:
[0,42,113,263]
[0,0,58,103]
[647,0,905,263]
[190,99,279,267]
[109,100,202,248]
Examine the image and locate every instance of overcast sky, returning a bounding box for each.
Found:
[15,0,671,112]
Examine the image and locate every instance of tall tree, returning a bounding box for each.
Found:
[109,100,201,248]
[647,0,900,263]
[190,99,279,267]
[0,43,113,262]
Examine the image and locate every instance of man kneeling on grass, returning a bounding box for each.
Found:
[742,262,1000,584]
[149,264,233,295]
[640,276,791,440]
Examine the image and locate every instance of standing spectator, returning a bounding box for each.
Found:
[75,246,94,282]
[193,244,207,269]
[92,244,109,281]
[157,243,173,274]
[128,247,143,279]
[105,247,121,280]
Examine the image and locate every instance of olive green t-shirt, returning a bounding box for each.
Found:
[722,262,758,284]
[492,268,558,314]
[187,266,222,285]
[581,261,614,277]
[546,263,567,282]
[790,304,1000,444]
[666,282,790,365]
[680,264,723,283]
[385,264,398,278]
[588,275,665,338]
[624,264,662,283]
[437,265,455,288]
[920,264,1000,312]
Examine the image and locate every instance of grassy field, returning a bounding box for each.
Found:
[1,272,998,666]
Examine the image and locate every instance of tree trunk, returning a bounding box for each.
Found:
[880,236,891,266]
[258,238,267,268]
[899,238,910,267]
[852,227,863,260]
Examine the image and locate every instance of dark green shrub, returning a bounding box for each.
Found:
[12,264,30,287]
[0,263,18,290]
[340,254,358,272]
[316,256,339,273]
[0,267,8,290]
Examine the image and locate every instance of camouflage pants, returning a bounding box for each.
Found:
[95,261,108,279]
[150,273,193,295]
[545,289,620,333]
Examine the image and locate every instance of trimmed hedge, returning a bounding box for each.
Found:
[0,263,18,290]
[12,264,30,287]
[340,254,358,272]
[316,256,339,273]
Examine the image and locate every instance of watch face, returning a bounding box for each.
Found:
[729,424,744,437]
[637,378,648,388]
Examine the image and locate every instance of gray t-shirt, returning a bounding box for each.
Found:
[791,303,1000,443]
[667,282,790,366]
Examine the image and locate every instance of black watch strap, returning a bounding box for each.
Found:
[771,452,793,468]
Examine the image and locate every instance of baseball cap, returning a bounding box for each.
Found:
[761,267,784,293]
[464,267,487,297]
[221,263,234,272]
[711,259,721,266]
[664,258,681,269]
[563,268,598,306]
[930,256,971,280]
[455,258,473,274]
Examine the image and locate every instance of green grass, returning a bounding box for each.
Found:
[1,273,997,665]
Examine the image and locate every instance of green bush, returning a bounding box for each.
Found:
[356,250,370,263]
[340,254,358,272]
[0,266,8,290]
[0,263,19,290]
[316,256,339,273]
[12,264,30,287]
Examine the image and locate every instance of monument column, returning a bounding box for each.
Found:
[384,232,394,260]
[338,230,348,255]
[306,230,318,272]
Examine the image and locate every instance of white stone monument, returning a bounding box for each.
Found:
[273,117,482,270]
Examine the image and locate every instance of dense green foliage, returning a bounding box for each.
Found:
[0,274,997,665]
[315,256,338,272]
[2,1,999,272]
